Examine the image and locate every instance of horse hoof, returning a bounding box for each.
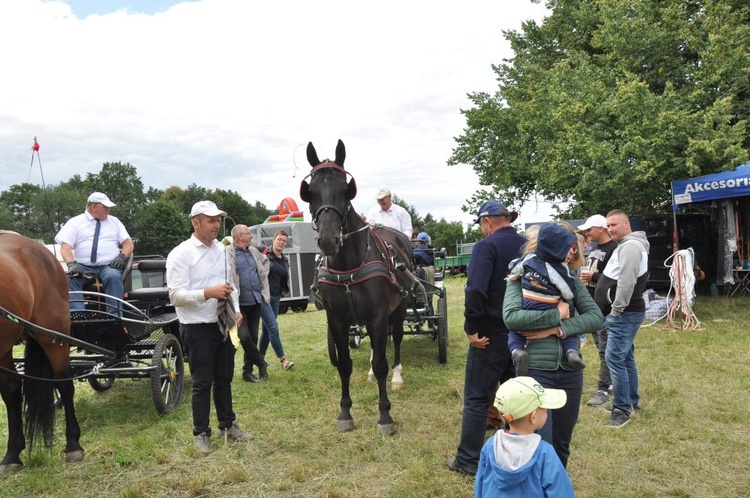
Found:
[391,380,405,390]
[65,450,84,463]
[378,423,396,436]
[337,419,355,432]
[367,372,376,382]
[0,462,23,473]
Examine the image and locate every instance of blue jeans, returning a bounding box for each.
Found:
[454,338,514,473]
[528,367,583,468]
[181,323,236,436]
[604,312,644,415]
[259,295,285,359]
[67,264,124,314]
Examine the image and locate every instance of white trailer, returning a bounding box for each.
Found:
[249,221,320,313]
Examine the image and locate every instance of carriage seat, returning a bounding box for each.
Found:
[127,259,170,303]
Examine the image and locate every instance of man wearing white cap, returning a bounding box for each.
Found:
[367,187,413,238]
[167,200,251,454]
[577,214,617,407]
[55,191,134,313]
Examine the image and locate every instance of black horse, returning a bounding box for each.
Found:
[300,140,414,435]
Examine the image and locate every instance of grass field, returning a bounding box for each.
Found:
[2,276,750,497]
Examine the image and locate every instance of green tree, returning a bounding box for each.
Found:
[450,0,750,217]
[135,200,191,256]
[425,218,465,256]
[0,183,43,235]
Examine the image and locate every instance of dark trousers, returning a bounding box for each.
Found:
[454,336,514,473]
[181,322,236,436]
[238,304,264,375]
[591,327,612,391]
[528,367,583,468]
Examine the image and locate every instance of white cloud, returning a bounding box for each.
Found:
[0,0,551,227]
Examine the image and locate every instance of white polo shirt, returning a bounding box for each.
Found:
[55,210,130,265]
[166,234,240,324]
[368,203,413,238]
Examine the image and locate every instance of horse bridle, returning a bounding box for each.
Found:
[304,161,355,235]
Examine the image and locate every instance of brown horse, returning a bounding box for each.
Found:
[300,140,414,435]
[0,231,83,472]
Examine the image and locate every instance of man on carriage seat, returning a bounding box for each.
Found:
[55,192,134,315]
[368,187,413,239]
[412,231,435,283]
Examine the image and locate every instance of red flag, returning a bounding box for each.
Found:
[31,138,40,151]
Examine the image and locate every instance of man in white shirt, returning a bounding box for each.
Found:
[166,200,251,454]
[367,187,413,238]
[55,191,133,314]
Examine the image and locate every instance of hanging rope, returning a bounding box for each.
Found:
[663,248,702,331]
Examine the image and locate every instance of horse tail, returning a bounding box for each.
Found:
[23,335,56,451]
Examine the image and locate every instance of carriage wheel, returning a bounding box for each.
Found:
[437,290,448,364]
[349,332,362,349]
[88,376,115,392]
[150,333,184,414]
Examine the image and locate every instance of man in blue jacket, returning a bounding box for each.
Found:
[446,200,526,476]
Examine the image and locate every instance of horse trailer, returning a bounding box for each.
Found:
[249,221,320,313]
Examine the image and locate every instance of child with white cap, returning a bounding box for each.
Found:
[475,377,575,497]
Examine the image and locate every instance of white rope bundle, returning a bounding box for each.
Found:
[663,249,702,330]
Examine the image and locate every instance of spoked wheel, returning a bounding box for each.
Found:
[150,333,184,414]
[88,376,115,392]
[349,332,363,349]
[437,289,448,364]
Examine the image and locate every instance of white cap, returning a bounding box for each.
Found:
[375,187,391,200]
[190,200,226,218]
[577,214,608,231]
[87,192,115,207]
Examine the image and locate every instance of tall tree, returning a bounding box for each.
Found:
[135,200,191,256]
[450,0,750,217]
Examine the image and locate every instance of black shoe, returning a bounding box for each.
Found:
[511,349,529,377]
[258,361,269,381]
[445,457,476,477]
[242,372,259,383]
[565,349,586,370]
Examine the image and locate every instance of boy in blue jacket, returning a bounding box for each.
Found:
[475,377,575,497]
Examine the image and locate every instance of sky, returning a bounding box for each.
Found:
[0,0,557,229]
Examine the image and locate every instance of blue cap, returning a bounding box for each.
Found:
[417,232,430,242]
[474,200,518,224]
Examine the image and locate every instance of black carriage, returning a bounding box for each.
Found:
[346,247,450,363]
[12,258,184,414]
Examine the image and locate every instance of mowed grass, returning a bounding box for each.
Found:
[2,277,750,497]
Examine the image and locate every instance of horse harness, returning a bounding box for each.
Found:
[316,221,408,327]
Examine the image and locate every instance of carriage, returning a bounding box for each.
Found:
[10,257,184,415]
[346,248,450,364]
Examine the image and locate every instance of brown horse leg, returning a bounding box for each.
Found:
[389,313,405,390]
[56,378,83,462]
[0,367,25,472]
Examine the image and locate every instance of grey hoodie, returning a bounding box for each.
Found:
[594,231,650,316]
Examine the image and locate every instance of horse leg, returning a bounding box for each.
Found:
[390,315,405,390]
[367,348,376,382]
[0,358,25,472]
[55,378,83,463]
[333,328,354,432]
[370,318,395,436]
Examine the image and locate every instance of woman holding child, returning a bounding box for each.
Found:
[502,222,603,468]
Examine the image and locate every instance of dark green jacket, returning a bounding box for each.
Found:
[503,278,603,371]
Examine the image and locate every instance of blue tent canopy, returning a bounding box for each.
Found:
[672,161,750,210]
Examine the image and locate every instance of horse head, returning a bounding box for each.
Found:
[300,139,357,255]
